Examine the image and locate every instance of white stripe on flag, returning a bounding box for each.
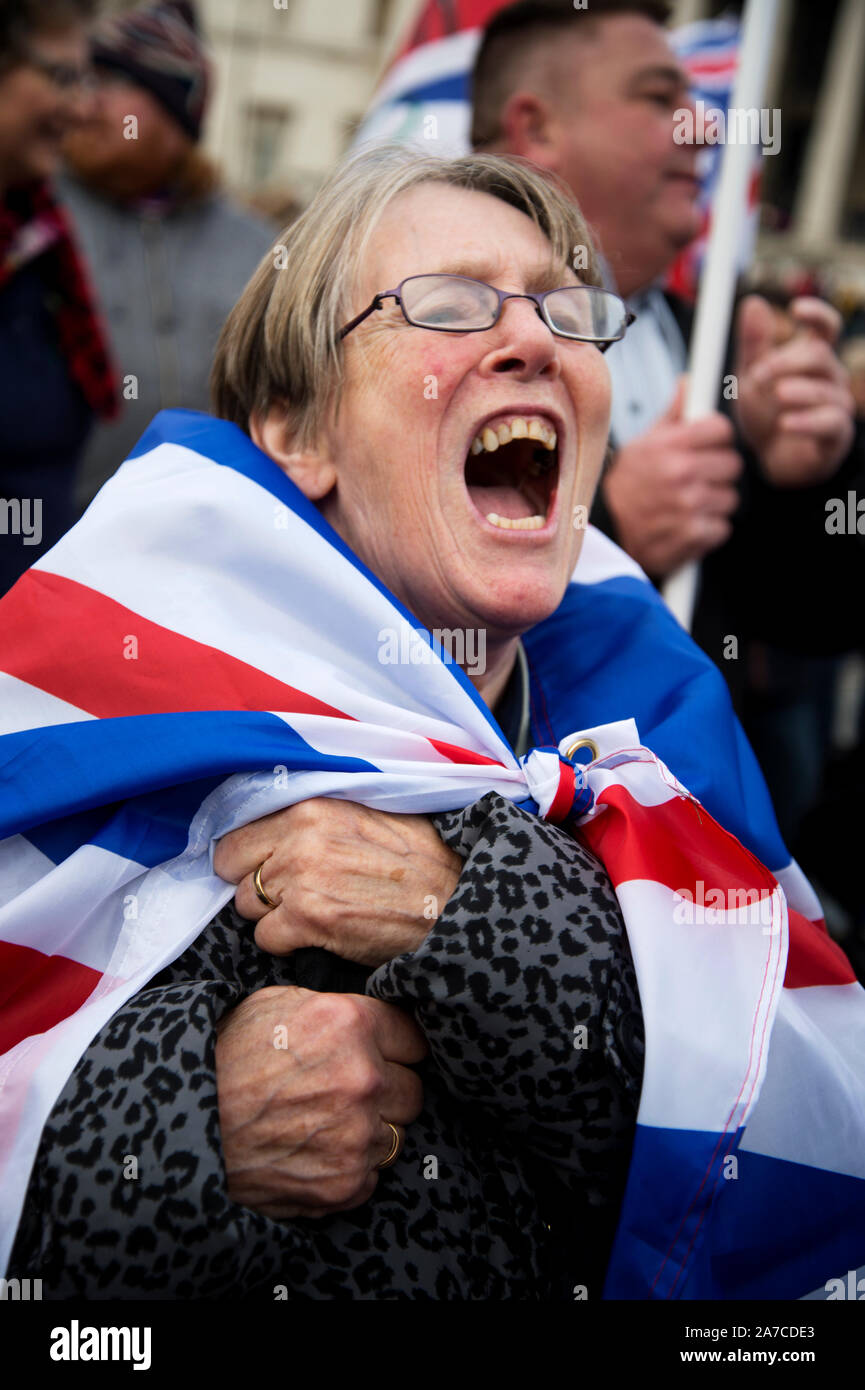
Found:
[0,843,149,972]
[739,982,865,1180]
[0,671,93,736]
[582,751,688,814]
[573,525,649,586]
[616,877,785,1133]
[273,711,513,768]
[0,835,55,908]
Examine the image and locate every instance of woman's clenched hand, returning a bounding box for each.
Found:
[213,798,463,967]
[215,986,427,1217]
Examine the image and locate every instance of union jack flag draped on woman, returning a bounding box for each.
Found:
[0,410,863,1297]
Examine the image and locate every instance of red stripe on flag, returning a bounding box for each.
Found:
[577,782,777,899]
[785,909,857,989]
[685,58,738,76]
[578,783,857,988]
[0,570,353,720]
[427,738,503,767]
[0,940,101,1055]
[547,760,576,822]
[2,570,493,770]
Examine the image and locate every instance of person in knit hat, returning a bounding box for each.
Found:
[91,0,208,140]
[58,0,274,507]
[63,0,210,200]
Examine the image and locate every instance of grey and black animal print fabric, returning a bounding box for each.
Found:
[8,792,644,1300]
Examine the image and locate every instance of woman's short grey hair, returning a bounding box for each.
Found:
[210,143,601,448]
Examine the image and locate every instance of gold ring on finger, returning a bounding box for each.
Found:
[376,1121,402,1170]
[253,861,280,910]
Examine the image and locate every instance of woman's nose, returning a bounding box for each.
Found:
[478,297,561,380]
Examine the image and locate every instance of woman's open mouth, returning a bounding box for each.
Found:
[463,412,560,533]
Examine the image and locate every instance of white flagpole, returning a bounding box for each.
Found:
[662,0,780,631]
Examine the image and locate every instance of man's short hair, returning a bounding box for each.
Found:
[471,0,673,150]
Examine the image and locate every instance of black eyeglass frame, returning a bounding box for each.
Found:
[338,274,636,352]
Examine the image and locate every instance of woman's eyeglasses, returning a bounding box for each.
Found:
[338,274,635,351]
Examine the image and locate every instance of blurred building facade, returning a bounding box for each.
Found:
[192,0,863,287]
[199,0,417,207]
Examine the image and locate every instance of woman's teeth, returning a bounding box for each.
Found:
[485,513,546,530]
[470,417,557,455]
[465,415,557,532]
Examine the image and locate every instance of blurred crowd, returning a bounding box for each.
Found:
[1,0,863,964]
[0,0,273,591]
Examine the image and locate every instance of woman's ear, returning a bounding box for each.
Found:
[249,404,336,501]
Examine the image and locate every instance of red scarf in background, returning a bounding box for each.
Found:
[0,179,118,420]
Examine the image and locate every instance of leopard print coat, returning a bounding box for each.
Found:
[8,792,644,1300]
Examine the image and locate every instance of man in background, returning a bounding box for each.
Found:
[471,0,857,670]
[470,0,862,866]
[59,0,274,510]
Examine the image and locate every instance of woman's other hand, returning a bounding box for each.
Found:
[213,798,463,967]
[215,985,427,1217]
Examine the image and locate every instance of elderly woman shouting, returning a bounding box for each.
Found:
[2,146,860,1303]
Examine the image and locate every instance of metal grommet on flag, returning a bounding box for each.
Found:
[519,745,594,824]
[565,737,599,765]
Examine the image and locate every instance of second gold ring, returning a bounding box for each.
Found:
[376,1121,402,1170]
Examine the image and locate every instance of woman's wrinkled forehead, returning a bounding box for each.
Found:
[353,183,576,304]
